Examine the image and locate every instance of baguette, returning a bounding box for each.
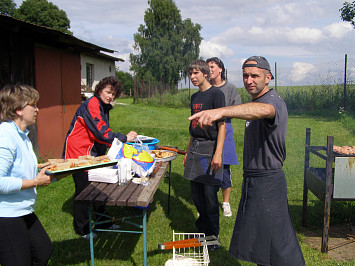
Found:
[92,155,110,164]
[334,145,355,154]
[38,161,51,168]
[78,155,95,160]
[48,158,65,164]
[50,162,73,171]
[74,160,92,167]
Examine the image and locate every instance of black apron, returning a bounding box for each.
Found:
[184,138,223,185]
[229,169,305,266]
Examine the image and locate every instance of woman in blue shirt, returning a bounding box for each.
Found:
[0,84,53,266]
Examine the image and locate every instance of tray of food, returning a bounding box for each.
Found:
[333,145,355,156]
[150,150,177,162]
[38,155,118,175]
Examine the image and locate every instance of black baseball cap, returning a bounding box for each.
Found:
[242,56,274,80]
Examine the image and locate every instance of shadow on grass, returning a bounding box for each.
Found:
[50,231,141,265]
[289,198,354,237]
[209,246,242,266]
[61,194,74,215]
[153,172,242,265]
[153,172,197,232]
[55,194,158,265]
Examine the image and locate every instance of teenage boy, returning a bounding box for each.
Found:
[183,60,226,250]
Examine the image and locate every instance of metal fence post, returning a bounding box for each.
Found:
[275,62,277,92]
[343,54,347,110]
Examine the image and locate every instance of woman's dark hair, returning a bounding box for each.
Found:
[94,76,122,99]
[206,57,226,80]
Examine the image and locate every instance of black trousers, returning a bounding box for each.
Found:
[190,181,220,237]
[73,171,110,235]
[0,213,52,266]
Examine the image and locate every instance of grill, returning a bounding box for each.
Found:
[302,128,355,253]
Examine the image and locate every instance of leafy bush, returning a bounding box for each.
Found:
[136,89,198,108]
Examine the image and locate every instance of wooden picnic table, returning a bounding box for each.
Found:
[74,161,169,266]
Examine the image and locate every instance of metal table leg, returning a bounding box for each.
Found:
[89,207,95,266]
[143,209,147,266]
[87,207,148,265]
[167,161,172,215]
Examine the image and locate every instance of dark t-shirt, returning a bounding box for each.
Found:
[243,89,288,170]
[189,86,226,140]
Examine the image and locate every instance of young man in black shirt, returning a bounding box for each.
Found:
[183,60,226,250]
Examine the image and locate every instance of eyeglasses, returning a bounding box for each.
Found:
[27,103,38,109]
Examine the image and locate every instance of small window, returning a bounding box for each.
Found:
[86,63,94,89]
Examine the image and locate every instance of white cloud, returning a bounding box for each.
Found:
[348,67,355,82]
[210,25,325,47]
[323,22,353,39]
[13,0,354,86]
[199,40,234,59]
[289,62,316,82]
[50,0,147,25]
[285,27,324,44]
[115,53,132,72]
[267,3,300,25]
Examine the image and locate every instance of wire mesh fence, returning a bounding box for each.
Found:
[275,55,355,87]
[272,55,355,112]
[133,78,177,102]
[132,55,355,112]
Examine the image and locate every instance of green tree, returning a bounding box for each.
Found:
[340,1,355,29]
[116,69,134,96]
[14,0,72,35]
[0,0,17,16]
[130,0,202,89]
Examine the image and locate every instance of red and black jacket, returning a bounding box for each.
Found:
[62,95,127,159]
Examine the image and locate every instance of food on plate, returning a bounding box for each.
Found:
[78,155,95,160]
[91,155,110,164]
[150,150,175,158]
[333,145,355,155]
[132,177,149,184]
[74,160,92,167]
[50,162,72,171]
[38,155,112,172]
[37,161,51,168]
[48,158,65,164]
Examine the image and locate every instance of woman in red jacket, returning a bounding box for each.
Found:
[63,76,137,239]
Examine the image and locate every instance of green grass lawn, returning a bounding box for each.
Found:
[36,98,355,265]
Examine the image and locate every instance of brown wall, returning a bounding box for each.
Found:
[34,45,81,159]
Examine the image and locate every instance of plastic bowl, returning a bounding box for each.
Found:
[126,138,159,150]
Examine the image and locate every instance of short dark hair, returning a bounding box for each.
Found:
[206,57,226,80]
[188,60,210,77]
[94,76,122,99]
[0,84,39,122]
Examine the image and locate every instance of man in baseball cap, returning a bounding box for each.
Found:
[242,55,274,80]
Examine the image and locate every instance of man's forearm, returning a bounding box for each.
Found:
[220,102,275,120]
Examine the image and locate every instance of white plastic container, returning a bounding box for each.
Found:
[88,168,118,183]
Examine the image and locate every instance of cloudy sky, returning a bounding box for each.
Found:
[14,0,355,87]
